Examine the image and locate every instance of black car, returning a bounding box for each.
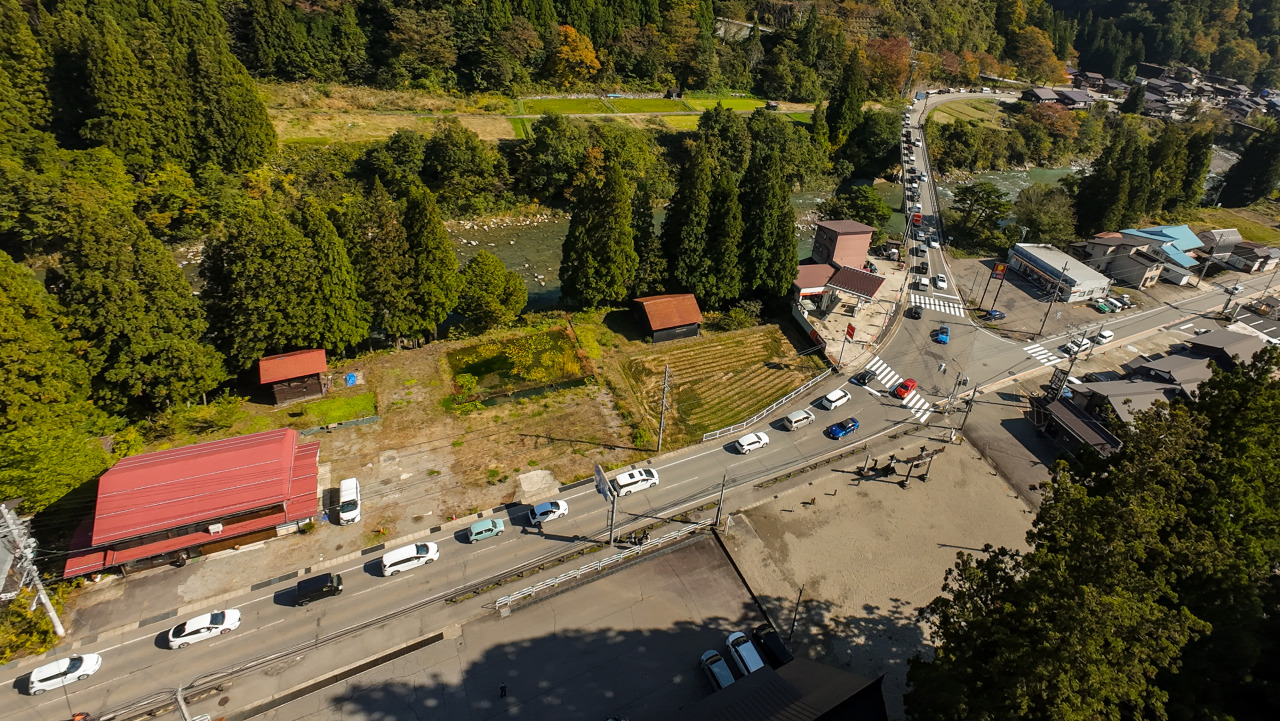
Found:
[752,623,795,668]
[906,305,923,319]
[918,260,930,275]
[295,572,343,606]
[852,369,877,385]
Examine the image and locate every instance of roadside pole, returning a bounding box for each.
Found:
[657,365,671,452]
[714,472,729,528]
[0,502,65,637]
[595,464,618,546]
[1037,262,1071,337]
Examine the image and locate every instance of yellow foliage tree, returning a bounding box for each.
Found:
[551,25,601,88]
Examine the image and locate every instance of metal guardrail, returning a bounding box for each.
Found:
[495,520,714,610]
[700,368,833,441]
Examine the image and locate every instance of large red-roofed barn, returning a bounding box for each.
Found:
[64,429,320,577]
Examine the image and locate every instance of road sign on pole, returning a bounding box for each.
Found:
[992,262,1007,280]
[594,463,613,502]
[845,323,856,340]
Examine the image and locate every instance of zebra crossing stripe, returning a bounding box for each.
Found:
[917,411,931,423]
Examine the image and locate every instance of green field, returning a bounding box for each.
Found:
[522,98,611,114]
[930,99,1004,127]
[303,392,377,425]
[510,118,532,139]
[609,98,690,113]
[685,97,766,111]
[660,114,702,130]
[1194,206,1280,245]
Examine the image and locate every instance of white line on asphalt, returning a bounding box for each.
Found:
[936,293,960,300]
[1178,322,1195,329]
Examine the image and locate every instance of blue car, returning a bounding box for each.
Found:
[936,325,950,344]
[827,417,859,439]
[982,310,1005,321]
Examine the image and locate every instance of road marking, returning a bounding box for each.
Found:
[1178,322,1195,329]
[909,293,966,317]
[935,292,961,300]
[1023,343,1065,367]
[899,391,933,421]
[863,356,904,388]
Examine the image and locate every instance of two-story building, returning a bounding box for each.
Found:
[1069,232,1164,289]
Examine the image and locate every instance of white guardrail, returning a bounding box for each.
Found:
[700,368,833,442]
[495,520,714,610]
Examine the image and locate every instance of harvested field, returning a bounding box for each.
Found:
[685,97,766,111]
[617,326,825,445]
[523,98,611,114]
[457,115,518,140]
[658,114,701,130]
[609,98,691,112]
[270,109,436,143]
[929,99,1003,127]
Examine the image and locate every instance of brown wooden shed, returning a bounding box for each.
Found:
[258,349,328,405]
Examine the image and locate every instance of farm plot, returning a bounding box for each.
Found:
[609,98,691,112]
[929,99,1003,127]
[619,326,825,445]
[684,97,766,111]
[522,98,611,114]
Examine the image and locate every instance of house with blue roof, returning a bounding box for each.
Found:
[1118,225,1204,285]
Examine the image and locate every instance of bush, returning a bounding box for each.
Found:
[632,426,654,449]
[0,584,77,664]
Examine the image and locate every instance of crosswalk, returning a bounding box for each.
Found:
[1023,343,1065,367]
[863,356,933,423]
[909,294,966,317]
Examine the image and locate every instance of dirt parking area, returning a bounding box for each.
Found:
[721,434,1032,720]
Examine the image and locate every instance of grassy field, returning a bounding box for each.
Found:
[685,97,766,111]
[609,98,691,113]
[929,99,1004,128]
[270,110,438,143]
[304,392,378,425]
[522,98,611,114]
[659,114,702,130]
[617,326,825,445]
[1193,205,1280,245]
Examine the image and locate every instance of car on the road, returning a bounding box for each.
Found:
[911,213,923,226]
[905,306,923,320]
[820,388,851,410]
[912,139,922,147]
[613,468,660,495]
[1227,284,1244,294]
[1064,338,1092,355]
[26,654,103,695]
[981,309,1005,321]
[907,165,918,174]
[528,500,569,525]
[908,153,916,163]
[167,609,242,648]
[918,172,929,182]
[295,572,342,606]
[928,237,940,248]
[784,409,816,430]
[933,274,948,290]
[852,369,877,385]
[1093,329,1115,344]
[381,542,440,576]
[735,432,770,454]
[467,518,505,543]
[753,624,795,668]
[936,325,950,344]
[892,379,917,399]
[726,631,767,675]
[910,202,923,213]
[700,649,735,690]
[918,260,930,275]
[826,417,859,438]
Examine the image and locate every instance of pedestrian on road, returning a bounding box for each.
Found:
[500,683,507,698]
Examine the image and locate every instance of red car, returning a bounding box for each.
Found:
[892,379,917,399]
[911,213,923,226]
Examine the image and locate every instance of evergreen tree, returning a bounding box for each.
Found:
[1119,82,1146,114]
[703,169,743,308]
[402,185,460,339]
[189,21,277,174]
[0,0,50,127]
[742,117,798,298]
[457,250,526,330]
[1179,128,1214,209]
[560,149,637,308]
[661,140,713,294]
[1147,124,1191,213]
[631,179,664,296]
[1220,122,1280,207]
[810,99,832,173]
[345,178,418,344]
[826,48,865,151]
[1074,116,1151,234]
[57,204,225,416]
[292,198,368,353]
[80,15,159,171]
[695,103,751,176]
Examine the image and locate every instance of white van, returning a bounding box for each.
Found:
[380,542,439,576]
[337,477,361,525]
[784,409,816,430]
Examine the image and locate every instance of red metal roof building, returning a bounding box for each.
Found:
[64,429,320,577]
[634,294,703,342]
[258,349,328,405]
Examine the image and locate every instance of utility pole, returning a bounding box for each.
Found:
[657,364,671,452]
[0,502,65,637]
[1037,262,1071,337]
[714,472,729,527]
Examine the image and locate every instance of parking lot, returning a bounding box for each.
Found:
[259,536,768,721]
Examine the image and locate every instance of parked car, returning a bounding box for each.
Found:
[381,542,440,576]
[613,468,660,495]
[294,572,343,606]
[337,476,361,525]
[167,609,242,648]
[918,172,929,182]
[933,274,948,290]
[528,501,569,525]
[1064,338,1093,355]
[752,624,795,668]
[851,369,877,385]
[467,518,506,543]
[936,325,950,344]
[821,388,851,410]
[1093,299,1113,313]
[905,306,923,320]
[1093,329,1115,344]
[911,213,923,226]
[865,261,879,274]
[735,432,770,454]
[927,237,940,248]
[827,417,860,439]
[783,409,816,430]
[700,650,735,690]
[892,379,918,399]
[1227,284,1244,294]
[910,202,923,213]
[981,309,1005,321]
[726,632,767,675]
[26,654,103,695]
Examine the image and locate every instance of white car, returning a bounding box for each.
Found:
[911,203,923,213]
[918,172,929,182]
[528,500,569,525]
[167,609,242,649]
[1064,338,1093,355]
[821,388,851,410]
[613,468,660,495]
[380,542,441,576]
[26,654,103,695]
[933,274,948,290]
[908,153,917,163]
[735,432,770,454]
[928,237,940,249]
[912,139,922,147]
[1227,284,1244,294]
[726,631,767,675]
[1093,330,1115,344]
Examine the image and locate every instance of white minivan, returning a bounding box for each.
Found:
[337,477,361,525]
[381,542,440,576]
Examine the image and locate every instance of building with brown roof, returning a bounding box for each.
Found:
[810,220,875,270]
[259,349,328,405]
[634,294,703,342]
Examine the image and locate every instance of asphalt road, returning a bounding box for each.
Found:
[5,91,1272,721]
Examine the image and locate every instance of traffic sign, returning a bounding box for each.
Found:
[845,323,856,340]
[992,262,1007,280]
[594,463,613,502]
